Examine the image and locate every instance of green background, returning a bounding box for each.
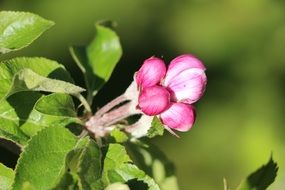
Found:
[1,0,285,189]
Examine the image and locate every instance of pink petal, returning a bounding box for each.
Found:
[135,56,166,89]
[160,103,196,132]
[164,54,205,86]
[138,86,170,116]
[166,68,207,104]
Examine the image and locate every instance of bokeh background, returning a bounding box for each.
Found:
[1,0,285,189]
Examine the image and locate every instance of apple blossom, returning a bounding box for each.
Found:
[85,54,206,138]
[135,54,206,132]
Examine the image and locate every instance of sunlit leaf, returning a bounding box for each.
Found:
[105,183,130,190]
[103,143,160,190]
[12,126,78,190]
[0,57,74,100]
[0,92,81,145]
[0,11,54,54]
[109,128,128,143]
[147,116,164,138]
[70,24,122,103]
[0,163,15,190]
[7,68,84,97]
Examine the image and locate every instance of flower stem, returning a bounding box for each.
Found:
[94,94,127,117]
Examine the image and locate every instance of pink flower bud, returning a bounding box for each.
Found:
[160,103,196,132]
[164,54,205,86]
[166,68,207,104]
[138,86,170,116]
[135,57,166,89]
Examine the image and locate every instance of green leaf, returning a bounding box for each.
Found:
[53,137,103,190]
[0,57,74,101]
[70,137,102,190]
[236,157,278,190]
[126,142,179,190]
[110,128,128,143]
[70,24,122,102]
[20,182,36,190]
[0,11,54,54]
[35,93,77,118]
[108,164,160,190]
[105,183,130,190]
[7,68,84,97]
[0,163,15,190]
[0,92,40,145]
[12,126,78,190]
[103,143,160,190]
[147,116,165,138]
[51,172,78,190]
[0,92,81,145]
[103,144,131,175]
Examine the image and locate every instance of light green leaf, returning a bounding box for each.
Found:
[126,142,179,190]
[108,164,160,190]
[110,128,128,143]
[0,11,54,54]
[0,57,74,100]
[103,143,160,190]
[236,157,278,190]
[7,68,84,98]
[20,182,36,190]
[102,143,132,185]
[147,116,165,138]
[0,163,15,190]
[70,24,122,103]
[12,126,78,190]
[103,144,131,174]
[0,92,81,146]
[105,183,130,190]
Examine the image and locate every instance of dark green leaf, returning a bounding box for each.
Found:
[236,157,278,190]
[0,57,74,101]
[0,163,15,190]
[0,11,54,54]
[35,93,77,117]
[147,116,165,138]
[52,172,78,190]
[0,92,81,145]
[12,126,78,190]
[70,24,122,103]
[53,137,103,190]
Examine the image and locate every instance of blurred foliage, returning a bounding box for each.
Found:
[0,0,284,189]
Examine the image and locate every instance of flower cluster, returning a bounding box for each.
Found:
[85,54,206,138]
[135,54,207,132]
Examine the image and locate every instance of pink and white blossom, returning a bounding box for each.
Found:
[135,54,206,133]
